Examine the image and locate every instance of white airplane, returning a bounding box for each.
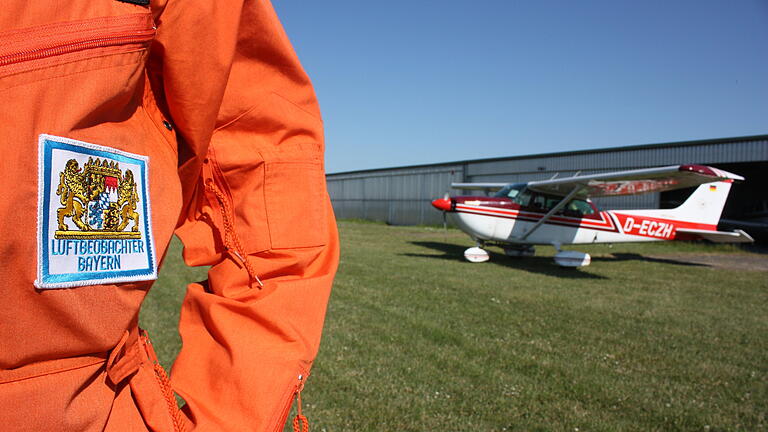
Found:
[431,164,753,267]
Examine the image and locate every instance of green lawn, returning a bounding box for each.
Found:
[141,220,768,431]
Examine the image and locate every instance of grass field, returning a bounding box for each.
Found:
[140,220,768,431]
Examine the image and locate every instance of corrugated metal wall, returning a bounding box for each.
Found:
[328,166,464,225]
[327,136,768,225]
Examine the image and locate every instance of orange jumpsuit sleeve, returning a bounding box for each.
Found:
[149,1,338,430]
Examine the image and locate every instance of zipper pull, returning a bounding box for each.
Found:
[292,374,309,432]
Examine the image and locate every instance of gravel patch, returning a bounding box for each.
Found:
[649,254,768,271]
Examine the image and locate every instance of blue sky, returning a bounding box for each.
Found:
[272,0,768,174]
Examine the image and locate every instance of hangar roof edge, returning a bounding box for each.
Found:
[327,134,768,177]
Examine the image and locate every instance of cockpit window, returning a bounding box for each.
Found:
[513,189,532,207]
[524,192,596,217]
[564,199,596,217]
[493,183,525,200]
[493,184,596,217]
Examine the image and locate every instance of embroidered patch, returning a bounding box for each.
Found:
[36,134,157,289]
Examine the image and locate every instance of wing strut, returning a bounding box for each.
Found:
[519,186,582,241]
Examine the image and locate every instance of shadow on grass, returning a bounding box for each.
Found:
[592,253,709,267]
[404,241,607,280]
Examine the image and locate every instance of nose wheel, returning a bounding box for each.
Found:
[464,242,490,263]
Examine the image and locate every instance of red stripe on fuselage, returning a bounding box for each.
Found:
[611,213,717,240]
[454,204,619,232]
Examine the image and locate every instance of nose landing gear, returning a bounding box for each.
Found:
[464,240,489,262]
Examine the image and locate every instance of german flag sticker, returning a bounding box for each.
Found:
[709,185,717,191]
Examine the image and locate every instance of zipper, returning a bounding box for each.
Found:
[271,373,308,432]
[0,14,155,68]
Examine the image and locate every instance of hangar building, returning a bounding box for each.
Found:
[327,135,768,236]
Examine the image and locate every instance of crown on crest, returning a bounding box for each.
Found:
[84,157,121,178]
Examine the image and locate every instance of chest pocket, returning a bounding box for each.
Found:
[0,13,155,87]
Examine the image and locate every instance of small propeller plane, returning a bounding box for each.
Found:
[431,164,753,267]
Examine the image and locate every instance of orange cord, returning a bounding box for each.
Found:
[141,332,187,432]
[292,390,309,432]
[153,362,187,432]
[205,179,263,287]
[292,415,308,432]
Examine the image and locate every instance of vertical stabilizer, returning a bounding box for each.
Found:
[671,180,733,226]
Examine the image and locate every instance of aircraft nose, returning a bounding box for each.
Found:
[431,197,453,211]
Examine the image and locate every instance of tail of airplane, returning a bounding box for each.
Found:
[658,178,753,243]
[670,180,733,226]
[618,177,753,243]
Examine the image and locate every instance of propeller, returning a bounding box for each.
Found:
[431,191,452,239]
[442,192,449,233]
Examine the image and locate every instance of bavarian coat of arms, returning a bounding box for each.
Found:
[55,157,142,239]
[37,134,156,289]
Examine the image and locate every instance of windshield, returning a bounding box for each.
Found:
[492,183,526,199]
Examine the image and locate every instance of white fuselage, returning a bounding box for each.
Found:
[451,203,713,246]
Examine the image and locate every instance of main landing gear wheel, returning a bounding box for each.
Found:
[553,250,592,267]
[464,246,490,263]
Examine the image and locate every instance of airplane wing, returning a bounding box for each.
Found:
[451,183,508,190]
[526,165,743,198]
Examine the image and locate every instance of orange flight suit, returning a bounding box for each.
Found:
[0,0,338,431]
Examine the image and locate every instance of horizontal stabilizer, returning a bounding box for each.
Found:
[676,228,754,243]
